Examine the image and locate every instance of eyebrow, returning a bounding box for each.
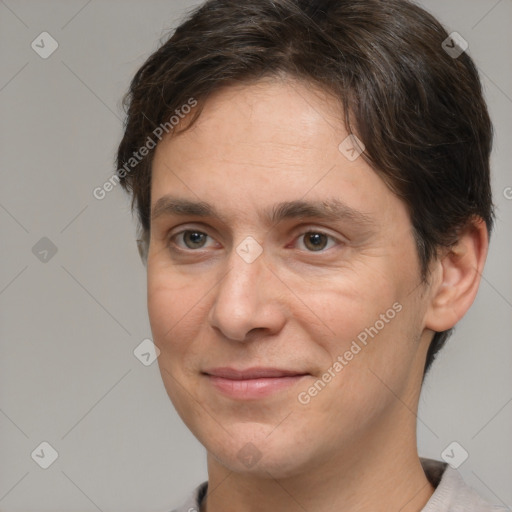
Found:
[151,195,376,228]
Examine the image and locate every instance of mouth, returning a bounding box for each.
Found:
[202,367,310,400]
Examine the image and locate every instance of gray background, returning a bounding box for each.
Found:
[0,0,510,510]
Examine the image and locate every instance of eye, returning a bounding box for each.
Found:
[171,230,216,250]
[295,231,339,252]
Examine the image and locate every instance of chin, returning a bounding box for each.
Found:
[203,425,316,479]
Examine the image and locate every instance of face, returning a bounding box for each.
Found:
[147,78,433,478]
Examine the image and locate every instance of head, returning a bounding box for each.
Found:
[117,0,493,477]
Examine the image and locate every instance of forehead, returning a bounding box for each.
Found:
[150,78,406,229]
[154,77,344,170]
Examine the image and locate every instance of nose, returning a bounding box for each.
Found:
[208,242,286,342]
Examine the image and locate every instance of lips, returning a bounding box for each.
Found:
[203,367,310,400]
[203,367,308,379]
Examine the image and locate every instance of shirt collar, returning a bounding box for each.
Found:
[174,458,496,512]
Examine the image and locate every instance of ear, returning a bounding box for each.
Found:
[424,217,489,332]
[136,228,149,266]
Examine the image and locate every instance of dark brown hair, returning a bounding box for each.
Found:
[116,0,494,374]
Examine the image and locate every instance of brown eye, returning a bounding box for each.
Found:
[182,231,208,249]
[302,232,329,251]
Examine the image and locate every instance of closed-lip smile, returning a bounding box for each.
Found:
[203,367,310,399]
[204,367,308,379]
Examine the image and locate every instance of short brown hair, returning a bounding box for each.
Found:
[116,0,494,374]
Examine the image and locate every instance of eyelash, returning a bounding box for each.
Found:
[167,228,342,253]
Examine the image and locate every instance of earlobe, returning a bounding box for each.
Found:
[424,217,489,332]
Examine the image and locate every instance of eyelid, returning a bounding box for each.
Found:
[165,223,345,252]
[167,221,217,239]
[168,227,219,251]
[292,228,343,252]
[291,222,346,241]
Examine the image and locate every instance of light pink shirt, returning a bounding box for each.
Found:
[171,458,506,512]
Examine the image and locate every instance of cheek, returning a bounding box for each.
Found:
[147,273,209,415]
[293,291,419,443]
[147,279,174,346]
[299,265,421,396]
[147,271,203,355]
[300,271,399,348]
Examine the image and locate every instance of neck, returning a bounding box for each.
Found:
[202,413,434,512]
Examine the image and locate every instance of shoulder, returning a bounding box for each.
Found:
[169,481,208,512]
[420,458,505,512]
[169,465,507,512]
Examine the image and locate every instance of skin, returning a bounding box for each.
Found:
[146,77,488,512]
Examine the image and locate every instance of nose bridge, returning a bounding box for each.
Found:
[209,238,283,341]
